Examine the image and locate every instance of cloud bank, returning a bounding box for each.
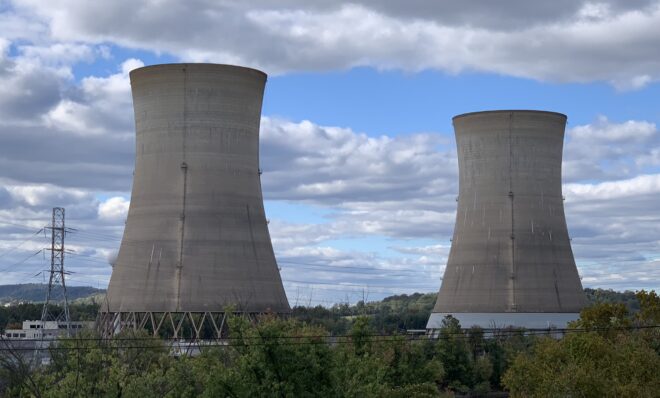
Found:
[3,0,660,88]
[0,1,658,303]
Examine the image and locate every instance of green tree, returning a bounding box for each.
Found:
[331,315,446,397]
[32,329,182,398]
[203,314,335,398]
[435,316,473,393]
[636,290,660,325]
[503,329,660,397]
[572,302,631,337]
[635,290,660,354]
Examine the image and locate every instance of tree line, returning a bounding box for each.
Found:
[0,290,658,397]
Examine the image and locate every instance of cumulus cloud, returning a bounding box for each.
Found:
[564,173,660,272]
[18,42,97,67]
[0,49,136,283]
[6,185,89,209]
[261,117,456,203]
[564,117,660,181]
[98,196,129,222]
[7,0,660,87]
[565,174,660,201]
[262,116,660,292]
[0,107,658,296]
[0,40,63,122]
[44,58,141,136]
[0,15,658,295]
[278,243,444,305]
[0,49,136,191]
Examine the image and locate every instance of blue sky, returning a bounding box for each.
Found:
[265,69,660,134]
[0,0,659,306]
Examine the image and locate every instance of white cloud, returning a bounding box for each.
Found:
[565,174,660,201]
[7,0,660,87]
[0,21,659,295]
[5,182,91,207]
[0,6,46,41]
[261,117,456,204]
[564,117,660,181]
[18,43,96,67]
[0,49,136,191]
[262,116,660,293]
[27,114,660,293]
[98,196,129,222]
[44,58,141,136]
[0,42,64,123]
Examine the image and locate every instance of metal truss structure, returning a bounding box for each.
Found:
[40,207,70,330]
[96,311,265,340]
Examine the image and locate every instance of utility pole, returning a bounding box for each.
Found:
[40,207,70,335]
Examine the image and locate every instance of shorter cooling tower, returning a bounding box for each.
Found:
[427,110,587,330]
[100,64,289,338]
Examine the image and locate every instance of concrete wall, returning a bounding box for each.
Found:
[431,111,587,323]
[105,64,289,313]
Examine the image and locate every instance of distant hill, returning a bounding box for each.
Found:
[0,284,642,312]
[584,287,640,312]
[0,284,105,304]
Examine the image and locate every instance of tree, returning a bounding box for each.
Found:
[203,314,335,398]
[503,331,660,397]
[571,302,631,339]
[434,316,473,393]
[503,296,660,398]
[635,290,660,354]
[0,336,43,397]
[32,329,181,398]
[636,290,660,325]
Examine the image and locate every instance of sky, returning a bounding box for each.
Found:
[0,0,659,306]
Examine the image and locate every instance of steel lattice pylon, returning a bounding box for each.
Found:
[40,207,70,334]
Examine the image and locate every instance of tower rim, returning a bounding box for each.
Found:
[453,109,567,122]
[129,63,267,79]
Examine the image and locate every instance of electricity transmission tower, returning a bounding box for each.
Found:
[40,207,70,335]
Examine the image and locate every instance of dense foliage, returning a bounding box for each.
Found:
[292,292,436,334]
[502,290,660,397]
[1,314,512,397]
[583,287,640,312]
[0,289,657,396]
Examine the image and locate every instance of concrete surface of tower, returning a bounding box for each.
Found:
[427,110,587,329]
[104,64,290,320]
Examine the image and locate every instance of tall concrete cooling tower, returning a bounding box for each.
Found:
[427,110,587,330]
[101,64,289,338]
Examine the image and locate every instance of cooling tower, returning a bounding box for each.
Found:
[427,110,587,329]
[101,64,289,337]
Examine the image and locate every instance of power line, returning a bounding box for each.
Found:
[66,229,122,242]
[0,220,47,232]
[283,283,435,297]
[65,252,110,265]
[0,249,44,274]
[63,229,441,275]
[285,278,437,291]
[5,324,660,343]
[0,228,45,259]
[2,325,659,351]
[279,259,438,275]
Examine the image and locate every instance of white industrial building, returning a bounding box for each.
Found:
[1,320,92,340]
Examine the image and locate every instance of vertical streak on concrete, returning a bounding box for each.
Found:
[176,66,189,312]
[508,111,516,312]
[246,204,260,268]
